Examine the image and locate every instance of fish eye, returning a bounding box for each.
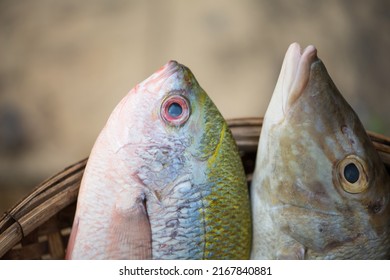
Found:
[344,163,360,184]
[168,102,183,117]
[337,155,368,194]
[160,94,190,126]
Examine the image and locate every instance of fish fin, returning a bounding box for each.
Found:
[276,243,306,259]
[65,216,79,260]
[107,196,152,259]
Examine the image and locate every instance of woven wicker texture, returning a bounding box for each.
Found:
[1,118,389,259]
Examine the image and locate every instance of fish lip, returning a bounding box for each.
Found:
[140,60,183,94]
[159,60,182,81]
[156,60,195,95]
[281,43,318,116]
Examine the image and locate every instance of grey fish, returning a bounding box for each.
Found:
[250,43,390,259]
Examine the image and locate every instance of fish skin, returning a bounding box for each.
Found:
[66,61,251,259]
[250,43,390,259]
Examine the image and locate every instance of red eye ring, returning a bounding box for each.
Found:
[160,95,190,126]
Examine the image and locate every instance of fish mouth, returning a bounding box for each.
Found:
[157,60,182,78]
[263,43,319,125]
[155,60,183,87]
[142,60,183,94]
[280,43,318,116]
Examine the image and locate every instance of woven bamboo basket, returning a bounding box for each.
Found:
[1,117,389,260]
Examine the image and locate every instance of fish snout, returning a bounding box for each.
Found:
[283,43,319,114]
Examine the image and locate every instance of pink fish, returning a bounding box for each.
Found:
[66,61,251,259]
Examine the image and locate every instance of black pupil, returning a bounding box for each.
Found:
[168,102,182,117]
[344,163,360,184]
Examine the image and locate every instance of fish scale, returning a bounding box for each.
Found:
[147,180,209,259]
[203,118,251,259]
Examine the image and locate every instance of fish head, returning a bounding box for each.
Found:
[105,61,204,149]
[71,60,250,259]
[253,43,390,259]
[106,61,224,156]
[107,60,240,191]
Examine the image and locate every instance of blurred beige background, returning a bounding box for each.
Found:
[1,0,389,213]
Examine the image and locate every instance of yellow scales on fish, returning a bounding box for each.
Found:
[66,61,251,259]
[251,43,390,259]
